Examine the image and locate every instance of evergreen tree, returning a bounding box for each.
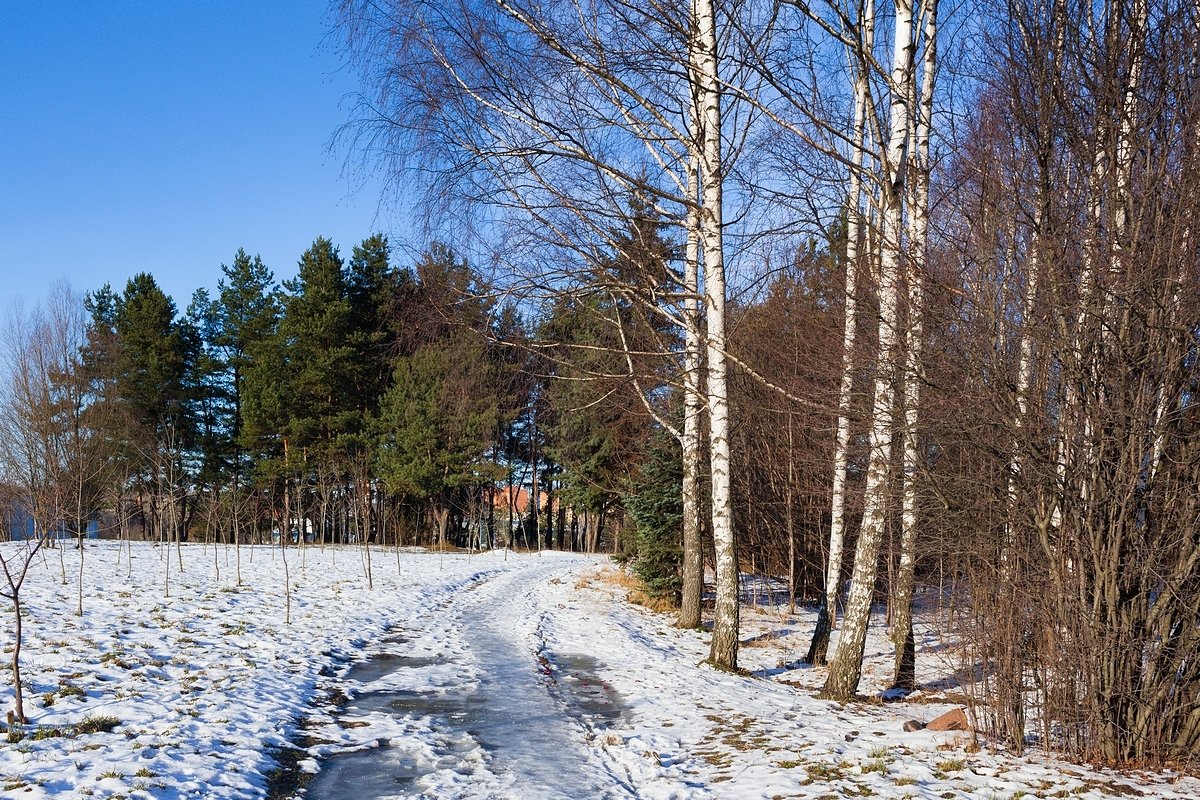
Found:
[81,273,197,542]
[540,198,676,534]
[375,332,501,545]
[183,289,234,487]
[347,233,399,418]
[373,246,502,546]
[278,237,358,451]
[112,273,191,438]
[215,249,281,474]
[625,428,685,601]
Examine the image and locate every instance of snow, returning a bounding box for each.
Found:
[1,541,1195,799]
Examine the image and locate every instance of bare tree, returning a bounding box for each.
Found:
[0,504,42,726]
[824,0,920,700]
[337,0,760,667]
[805,0,877,667]
[889,0,938,692]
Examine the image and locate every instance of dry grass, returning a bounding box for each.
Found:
[589,567,641,590]
[581,567,678,614]
[628,590,677,614]
[741,630,786,648]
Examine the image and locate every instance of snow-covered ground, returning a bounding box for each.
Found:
[1,541,1196,799]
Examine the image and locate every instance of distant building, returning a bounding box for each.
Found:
[491,486,548,518]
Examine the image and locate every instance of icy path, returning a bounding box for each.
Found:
[304,558,640,799]
[453,561,636,797]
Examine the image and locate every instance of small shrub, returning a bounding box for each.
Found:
[30,727,67,741]
[77,715,120,734]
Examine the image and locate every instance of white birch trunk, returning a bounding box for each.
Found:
[892,0,936,690]
[678,152,705,630]
[693,0,739,669]
[824,0,914,700]
[806,0,876,667]
[1004,204,1042,556]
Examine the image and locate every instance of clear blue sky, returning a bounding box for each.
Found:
[0,1,394,314]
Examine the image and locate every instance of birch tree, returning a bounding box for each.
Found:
[823,0,917,700]
[889,0,937,691]
[337,0,752,667]
[805,0,876,667]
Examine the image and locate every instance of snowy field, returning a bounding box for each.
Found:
[1,541,1197,799]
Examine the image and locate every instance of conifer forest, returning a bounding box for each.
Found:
[3,0,1200,794]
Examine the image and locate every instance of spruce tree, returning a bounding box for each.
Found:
[625,428,685,602]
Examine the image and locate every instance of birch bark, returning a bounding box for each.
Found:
[678,153,705,630]
[891,0,936,691]
[806,0,875,667]
[693,0,739,669]
[824,0,914,700]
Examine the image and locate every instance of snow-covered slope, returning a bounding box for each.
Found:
[1,542,1194,799]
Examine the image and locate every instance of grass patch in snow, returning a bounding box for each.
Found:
[76,714,120,734]
[99,650,134,669]
[28,726,67,741]
[802,761,849,783]
[586,566,678,613]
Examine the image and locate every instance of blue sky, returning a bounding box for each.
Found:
[0,1,394,314]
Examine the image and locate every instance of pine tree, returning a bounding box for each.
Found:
[375,333,500,546]
[112,273,191,438]
[278,237,358,451]
[183,288,234,488]
[347,234,399,419]
[215,249,281,474]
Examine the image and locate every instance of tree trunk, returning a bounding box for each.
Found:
[693,0,739,670]
[824,0,914,700]
[10,594,26,724]
[678,152,705,631]
[891,0,937,692]
[807,0,875,667]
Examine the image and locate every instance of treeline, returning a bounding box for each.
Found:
[0,208,840,574]
[0,235,600,553]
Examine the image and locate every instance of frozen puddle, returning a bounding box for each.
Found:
[545,653,625,725]
[343,653,444,686]
[305,645,629,799]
